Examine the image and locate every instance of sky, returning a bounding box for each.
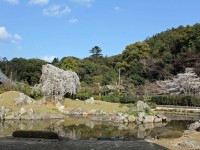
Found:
[0,0,200,62]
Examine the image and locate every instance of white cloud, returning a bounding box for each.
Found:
[14,34,23,41]
[5,0,19,4]
[29,0,49,5]
[0,27,11,41]
[70,0,94,7]
[0,27,22,43]
[11,34,23,43]
[114,6,120,11]
[41,56,56,62]
[68,18,78,24]
[43,4,71,17]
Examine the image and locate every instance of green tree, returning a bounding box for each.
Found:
[52,57,59,66]
[89,46,102,57]
[60,57,79,72]
[122,42,150,63]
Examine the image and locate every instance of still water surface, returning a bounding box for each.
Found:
[0,116,195,140]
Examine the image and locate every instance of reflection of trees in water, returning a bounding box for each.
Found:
[0,119,192,139]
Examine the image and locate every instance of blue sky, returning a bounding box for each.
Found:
[0,0,200,62]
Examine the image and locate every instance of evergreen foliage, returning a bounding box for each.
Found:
[1,24,200,105]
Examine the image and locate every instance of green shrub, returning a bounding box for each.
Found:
[119,96,137,104]
[30,89,44,100]
[157,130,183,139]
[93,95,101,100]
[147,102,157,109]
[16,82,32,97]
[74,93,90,100]
[101,95,120,103]
[151,95,200,107]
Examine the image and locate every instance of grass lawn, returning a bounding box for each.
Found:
[0,91,129,114]
[63,98,129,113]
[0,91,56,114]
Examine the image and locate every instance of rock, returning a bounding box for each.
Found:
[154,116,162,123]
[82,112,88,117]
[5,107,12,113]
[143,115,154,123]
[18,108,27,116]
[112,116,124,123]
[136,100,151,111]
[12,112,19,117]
[123,113,129,118]
[102,115,112,122]
[84,97,96,104]
[35,64,80,101]
[0,106,5,120]
[5,115,15,120]
[138,112,145,118]
[129,106,137,112]
[91,116,103,121]
[87,109,97,115]
[50,113,65,119]
[156,113,167,122]
[179,141,200,149]
[56,102,65,111]
[137,117,143,123]
[117,112,123,117]
[20,115,32,120]
[14,93,34,106]
[31,114,42,120]
[123,118,129,123]
[128,115,136,123]
[27,108,34,116]
[62,110,69,115]
[188,121,200,130]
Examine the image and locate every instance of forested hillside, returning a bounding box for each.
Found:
[1,23,200,99]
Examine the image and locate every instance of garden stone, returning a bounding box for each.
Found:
[136,100,150,111]
[179,141,200,149]
[84,97,96,104]
[143,115,154,123]
[56,102,65,112]
[188,121,200,130]
[138,112,145,118]
[14,93,34,106]
[128,115,136,123]
[154,117,162,123]
[18,108,27,116]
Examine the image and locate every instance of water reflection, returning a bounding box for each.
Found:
[0,117,194,140]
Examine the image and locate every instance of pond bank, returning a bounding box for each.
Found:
[147,130,200,150]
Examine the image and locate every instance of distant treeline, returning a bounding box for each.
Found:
[1,23,200,90]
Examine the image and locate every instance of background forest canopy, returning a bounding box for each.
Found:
[1,23,200,101]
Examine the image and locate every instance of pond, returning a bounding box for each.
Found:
[0,116,196,140]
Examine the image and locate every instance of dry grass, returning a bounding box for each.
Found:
[0,91,56,114]
[63,98,129,113]
[147,131,200,150]
[0,91,20,112]
[0,91,129,114]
